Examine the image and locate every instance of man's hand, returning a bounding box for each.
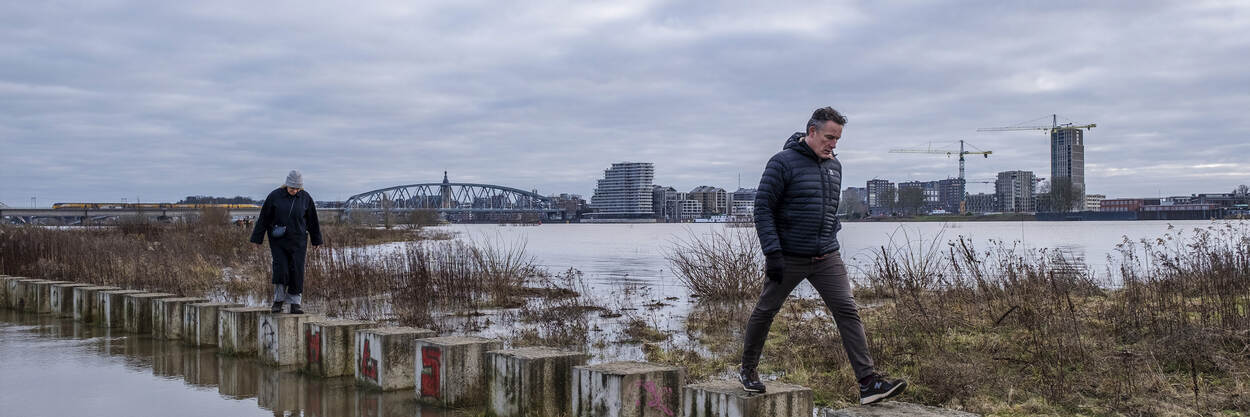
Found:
[764,252,784,282]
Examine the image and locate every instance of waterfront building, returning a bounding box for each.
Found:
[587,162,656,222]
[938,179,966,213]
[995,171,1035,213]
[1100,198,1160,212]
[866,179,896,216]
[966,193,998,214]
[731,188,756,218]
[1051,128,1086,210]
[688,186,728,216]
[1084,194,1105,211]
[652,186,679,222]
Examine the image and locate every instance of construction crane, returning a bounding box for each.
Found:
[977,114,1095,134]
[890,140,991,214]
[889,140,992,181]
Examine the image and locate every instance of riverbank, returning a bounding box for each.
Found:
[845,213,1037,222]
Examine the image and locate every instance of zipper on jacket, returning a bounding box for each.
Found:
[816,159,827,255]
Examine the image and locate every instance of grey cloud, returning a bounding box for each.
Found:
[2,0,1248,207]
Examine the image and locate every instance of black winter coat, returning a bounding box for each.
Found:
[249,188,324,246]
[754,132,843,257]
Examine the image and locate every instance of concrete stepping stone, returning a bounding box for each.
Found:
[123,292,177,333]
[303,319,378,377]
[182,302,242,346]
[152,297,209,339]
[31,280,70,313]
[821,401,980,417]
[354,326,437,391]
[217,307,271,355]
[415,335,503,407]
[682,380,812,417]
[572,361,686,417]
[50,283,91,317]
[73,285,120,322]
[97,290,146,328]
[487,346,590,417]
[9,279,49,312]
[0,276,20,308]
[258,312,322,367]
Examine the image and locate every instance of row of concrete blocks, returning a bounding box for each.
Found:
[2,275,814,417]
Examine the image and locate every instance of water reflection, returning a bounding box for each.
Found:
[0,309,478,417]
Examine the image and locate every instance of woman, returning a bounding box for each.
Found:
[250,170,323,313]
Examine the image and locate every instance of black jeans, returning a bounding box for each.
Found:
[741,251,876,380]
[269,238,307,295]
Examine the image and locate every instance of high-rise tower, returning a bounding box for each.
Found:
[588,162,656,222]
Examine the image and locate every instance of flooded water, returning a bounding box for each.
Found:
[0,309,471,417]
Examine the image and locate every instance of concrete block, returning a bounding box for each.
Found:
[217,307,270,356]
[682,380,812,417]
[258,312,320,367]
[182,302,241,346]
[354,326,437,391]
[415,335,503,407]
[303,319,378,377]
[31,280,70,313]
[97,290,146,329]
[122,292,176,333]
[0,276,20,309]
[820,401,980,417]
[218,354,260,399]
[50,283,92,317]
[572,361,686,417]
[487,346,590,417]
[73,285,120,323]
[151,297,208,339]
[9,279,48,312]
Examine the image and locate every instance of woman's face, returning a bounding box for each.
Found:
[286,187,300,196]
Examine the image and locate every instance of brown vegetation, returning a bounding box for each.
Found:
[653,222,1249,415]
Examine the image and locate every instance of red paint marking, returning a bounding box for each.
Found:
[420,347,441,398]
[306,327,322,364]
[634,380,675,416]
[360,338,379,381]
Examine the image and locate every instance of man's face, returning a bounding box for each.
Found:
[286,187,300,196]
[804,121,842,159]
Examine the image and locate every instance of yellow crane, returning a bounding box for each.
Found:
[889,140,991,214]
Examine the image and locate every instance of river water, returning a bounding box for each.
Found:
[0,220,1236,416]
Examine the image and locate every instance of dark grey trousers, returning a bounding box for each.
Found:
[741,251,876,380]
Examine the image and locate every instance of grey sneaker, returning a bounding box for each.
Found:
[859,373,907,405]
[739,365,766,393]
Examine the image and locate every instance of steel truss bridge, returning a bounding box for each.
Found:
[343,180,565,222]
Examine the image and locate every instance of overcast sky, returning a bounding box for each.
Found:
[2,0,1247,207]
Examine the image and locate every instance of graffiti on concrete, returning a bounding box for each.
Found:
[359,338,379,382]
[261,318,275,355]
[306,327,322,364]
[420,347,440,398]
[633,380,675,416]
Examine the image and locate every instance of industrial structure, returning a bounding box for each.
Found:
[979,114,1095,211]
[341,172,564,222]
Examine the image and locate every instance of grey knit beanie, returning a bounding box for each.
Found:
[284,170,303,189]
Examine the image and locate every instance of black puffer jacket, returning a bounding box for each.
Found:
[249,188,324,246]
[754,132,843,257]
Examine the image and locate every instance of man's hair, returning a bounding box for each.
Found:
[806,106,847,133]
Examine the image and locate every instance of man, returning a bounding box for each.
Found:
[741,107,906,405]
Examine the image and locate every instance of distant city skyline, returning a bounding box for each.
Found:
[3,2,1248,207]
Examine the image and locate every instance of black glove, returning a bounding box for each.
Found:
[764,252,784,282]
